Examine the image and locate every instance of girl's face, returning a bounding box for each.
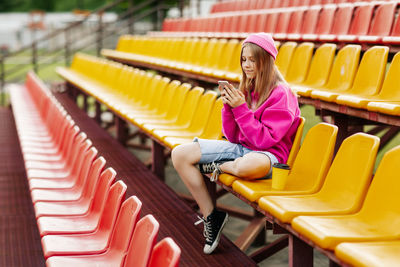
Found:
[241,46,257,79]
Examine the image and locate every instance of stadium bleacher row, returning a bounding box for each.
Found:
[210,0,362,13]
[9,72,182,266]
[161,1,400,49]
[102,35,400,117]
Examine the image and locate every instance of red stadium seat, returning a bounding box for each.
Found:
[358,2,396,43]
[338,3,374,42]
[33,164,115,219]
[148,238,181,267]
[45,196,142,266]
[303,4,336,41]
[42,196,141,259]
[37,180,127,236]
[319,3,354,42]
[123,215,160,267]
[30,146,97,203]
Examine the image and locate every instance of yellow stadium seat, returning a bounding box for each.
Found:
[334,46,389,107]
[275,42,297,78]
[312,46,388,103]
[163,98,223,148]
[151,90,217,140]
[213,39,240,79]
[259,132,379,223]
[310,44,361,101]
[285,42,315,84]
[230,122,336,201]
[139,86,202,132]
[293,43,337,97]
[223,40,242,82]
[201,39,228,76]
[292,145,400,250]
[191,38,219,74]
[335,241,400,267]
[182,38,211,72]
[345,52,400,112]
[130,83,191,128]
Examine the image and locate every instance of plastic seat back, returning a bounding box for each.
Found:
[367,2,396,37]
[285,42,315,83]
[275,42,297,77]
[226,41,242,74]
[345,46,388,96]
[358,145,400,229]
[143,77,171,112]
[274,11,292,34]
[243,13,256,33]
[286,10,305,34]
[329,4,354,35]
[186,91,218,133]
[65,133,89,177]
[314,4,336,35]
[97,180,127,234]
[323,44,361,92]
[161,83,192,122]
[316,133,379,213]
[73,145,98,190]
[262,13,278,33]
[375,52,400,100]
[123,215,160,267]
[218,39,239,72]
[151,80,182,118]
[205,39,228,70]
[286,117,305,167]
[197,39,218,68]
[148,238,181,267]
[300,6,321,35]
[285,123,338,192]
[90,168,117,215]
[200,98,223,140]
[173,87,204,127]
[80,156,106,201]
[302,43,337,87]
[190,38,209,66]
[345,4,374,36]
[108,196,142,254]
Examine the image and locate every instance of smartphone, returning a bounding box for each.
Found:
[218,80,230,89]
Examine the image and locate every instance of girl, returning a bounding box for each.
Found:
[171,33,301,254]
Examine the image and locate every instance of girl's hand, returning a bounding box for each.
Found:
[222,83,245,108]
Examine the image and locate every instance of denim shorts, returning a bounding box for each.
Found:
[193,137,279,178]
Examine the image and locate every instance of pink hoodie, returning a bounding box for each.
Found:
[222,83,301,163]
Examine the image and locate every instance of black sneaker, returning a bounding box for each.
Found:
[198,162,223,182]
[195,209,229,254]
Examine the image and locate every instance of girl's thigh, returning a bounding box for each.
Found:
[239,152,272,177]
[194,138,244,164]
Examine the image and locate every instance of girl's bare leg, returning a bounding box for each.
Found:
[171,142,214,218]
[220,152,271,179]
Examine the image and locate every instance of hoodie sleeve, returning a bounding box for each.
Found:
[221,103,240,143]
[231,87,297,150]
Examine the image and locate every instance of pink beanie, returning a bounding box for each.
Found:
[243,33,278,60]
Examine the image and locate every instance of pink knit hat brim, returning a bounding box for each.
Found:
[243,33,278,60]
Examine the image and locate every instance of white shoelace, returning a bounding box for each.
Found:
[194,215,212,242]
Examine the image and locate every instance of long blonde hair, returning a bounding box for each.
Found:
[238,42,286,110]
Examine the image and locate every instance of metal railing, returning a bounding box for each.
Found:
[0,0,172,106]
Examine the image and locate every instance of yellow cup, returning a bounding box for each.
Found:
[271,163,290,190]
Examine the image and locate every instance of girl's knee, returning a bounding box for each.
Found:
[171,143,201,166]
